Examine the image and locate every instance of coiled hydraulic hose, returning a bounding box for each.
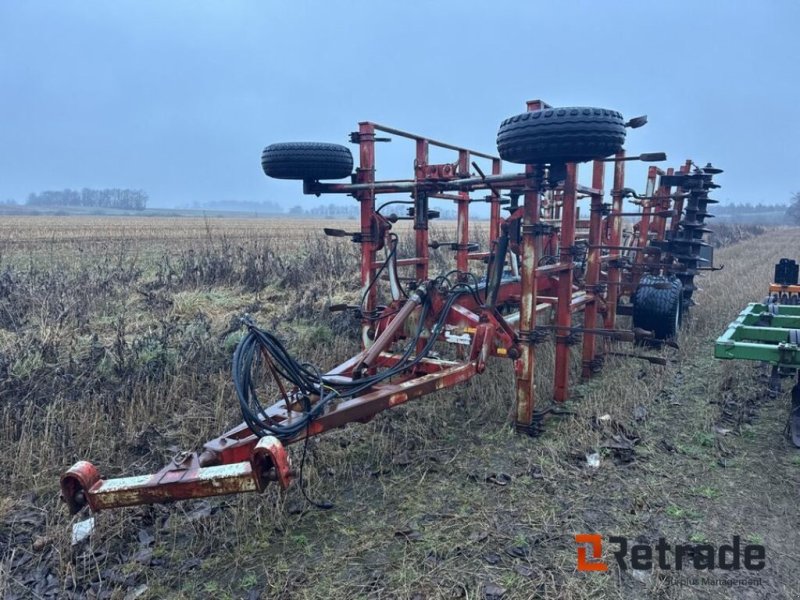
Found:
[233,277,478,441]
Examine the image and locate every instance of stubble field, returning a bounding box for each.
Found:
[0,216,797,600]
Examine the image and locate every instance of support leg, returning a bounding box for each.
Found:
[554,163,577,402]
[604,152,625,332]
[582,160,605,378]
[514,168,540,432]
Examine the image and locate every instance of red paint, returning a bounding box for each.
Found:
[62,101,706,512]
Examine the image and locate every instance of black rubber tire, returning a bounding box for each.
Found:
[632,274,682,340]
[261,142,353,180]
[497,107,626,165]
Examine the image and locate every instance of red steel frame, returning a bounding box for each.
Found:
[61,100,698,513]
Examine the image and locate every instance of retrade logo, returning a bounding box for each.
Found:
[575,534,766,572]
[575,534,608,571]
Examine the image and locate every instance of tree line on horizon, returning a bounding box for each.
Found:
[26,188,148,210]
[714,202,787,215]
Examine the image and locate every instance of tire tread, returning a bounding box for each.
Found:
[262,142,353,180]
[497,106,626,164]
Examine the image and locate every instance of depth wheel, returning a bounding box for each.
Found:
[632,274,683,341]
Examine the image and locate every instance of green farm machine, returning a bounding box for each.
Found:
[715,259,800,445]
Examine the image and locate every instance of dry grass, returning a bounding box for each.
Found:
[707,222,767,248]
[0,216,359,244]
[0,218,798,599]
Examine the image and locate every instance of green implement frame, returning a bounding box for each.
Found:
[715,303,800,367]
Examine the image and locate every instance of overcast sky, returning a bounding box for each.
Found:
[1,1,798,209]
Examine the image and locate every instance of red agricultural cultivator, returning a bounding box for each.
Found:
[61,99,722,514]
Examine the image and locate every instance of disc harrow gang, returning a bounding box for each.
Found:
[662,166,720,309]
[61,98,722,514]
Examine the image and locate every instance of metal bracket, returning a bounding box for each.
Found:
[515,420,544,437]
[564,244,588,258]
[251,436,293,490]
[590,202,612,216]
[429,241,479,252]
[586,355,605,373]
[585,283,607,295]
[518,328,550,345]
[755,312,774,327]
[349,132,391,144]
[521,223,557,237]
[608,257,632,269]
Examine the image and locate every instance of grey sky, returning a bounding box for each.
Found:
[1,1,798,209]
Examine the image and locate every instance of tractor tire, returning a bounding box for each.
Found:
[497,107,626,165]
[632,274,682,340]
[261,142,354,181]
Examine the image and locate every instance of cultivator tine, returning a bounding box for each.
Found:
[638,152,667,162]
[632,327,656,341]
[328,304,353,312]
[769,366,782,398]
[624,115,648,128]
[606,351,668,366]
[323,227,351,237]
[600,150,665,162]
